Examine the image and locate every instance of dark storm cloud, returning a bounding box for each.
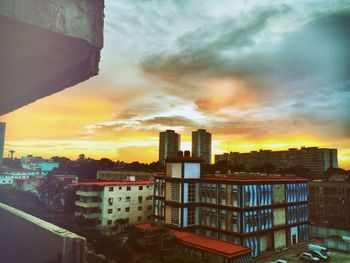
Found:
[141,8,350,138]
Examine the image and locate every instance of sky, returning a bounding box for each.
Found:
[1,0,350,168]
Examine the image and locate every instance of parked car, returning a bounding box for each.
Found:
[300,252,320,262]
[307,244,331,258]
[273,260,287,263]
[310,250,329,261]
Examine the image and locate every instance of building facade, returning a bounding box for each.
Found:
[215,147,338,176]
[153,156,309,257]
[72,181,154,228]
[0,122,5,166]
[309,179,350,231]
[159,130,181,165]
[192,129,212,164]
[20,155,59,175]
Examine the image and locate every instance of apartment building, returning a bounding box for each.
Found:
[215,147,338,176]
[159,130,181,165]
[153,155,309,257]
[72,181,154,228]
[309,178,350,231]
[192,129,212,164]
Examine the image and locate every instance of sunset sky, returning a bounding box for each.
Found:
[1,1,349,168]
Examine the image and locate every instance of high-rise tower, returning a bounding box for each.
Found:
[159,130,181,165]
[0,122,6,166]
[192,129,212,164]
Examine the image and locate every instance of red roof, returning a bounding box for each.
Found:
[13,178,41,181]
[202,175,307,182]
[134,223,153,232]
[134,224,251,259]
[155,173,307,182]
[173,231,251,258]
[68,181,154,187]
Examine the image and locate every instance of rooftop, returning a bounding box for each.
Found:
[134,223,251,259]
[68,181,154,187]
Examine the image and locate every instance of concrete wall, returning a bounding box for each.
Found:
[0,202,86,263]
[0,0,104,47]
[273,184,285,204]
[274,229,286,250]
[273,208,286,226]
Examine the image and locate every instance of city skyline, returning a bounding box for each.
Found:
[0,1,349,169]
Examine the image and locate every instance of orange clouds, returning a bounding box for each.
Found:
[195,77,258,112]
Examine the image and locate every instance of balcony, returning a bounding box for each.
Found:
[75,200,99,208]
[76,190,100,197]
[75,211,100,219]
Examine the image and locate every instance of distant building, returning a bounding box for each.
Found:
[72,181,154,229]
[96,170,154,182]
[0,122,5,166]
[159,130,180,165]
[153,155,309,257]
[21,155,59,175]
[215,147,338,176]
[51,174,78,184]
[309,179,350,231]
[192,129,212,164]
[12,177,43,195]
[0,170,38,185]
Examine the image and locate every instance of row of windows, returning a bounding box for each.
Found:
[287,204,308,224]
[106,215,152,225]
[107,205,152,214]
[107,195,151,205]
[242,209,273,233]
[286,183,308,203]
[108,185,152,192]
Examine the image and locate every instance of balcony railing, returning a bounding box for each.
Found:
[75,200,99,208]
[76,190,100,197]
[74,211,100,219]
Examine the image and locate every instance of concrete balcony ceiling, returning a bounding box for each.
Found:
[0,0,104,115]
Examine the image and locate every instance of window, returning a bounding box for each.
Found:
[171,182,180,202]
[107,220,112,225]
[109,187,114,192]
[125,207,130,212]
[117,208,121,212]
[171,207,180,225]
[188,183,195,202]
[187,208,195,225]
[108,209,113,214]
[118,197,122,201]
[119,187,122,190]
[137,216,142,222]
[127,186,131,191]
[139,186,143,190]
[148,205,152,210]
[138,206,142,211]
[108,198,113,205]
[138,196,143,203]
[147,215,152,220]
[126,196,130,201]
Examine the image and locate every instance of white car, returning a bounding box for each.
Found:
[300,252,320,262]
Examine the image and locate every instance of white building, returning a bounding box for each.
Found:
[21,155,59,175]
[72,181,154,228]
[0,170,38,185]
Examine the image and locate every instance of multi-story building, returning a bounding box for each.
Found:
[309,178,350,231]
[0,170,38,185]
[215,147,338,176]
[72,181,154,228]
[0,122,5,166]
[159,130,181,165]
[153,155,309,257]
[21,155,59,175]
[12,177,43,195]
[192,129,212,164]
